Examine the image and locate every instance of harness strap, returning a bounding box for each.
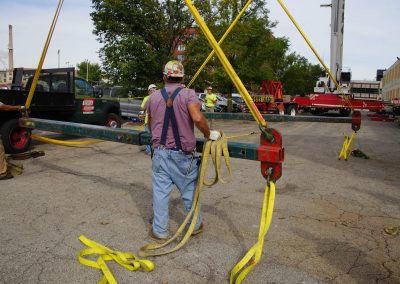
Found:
[160,87,183,149]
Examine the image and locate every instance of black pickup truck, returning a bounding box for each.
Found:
[0,68,121,153]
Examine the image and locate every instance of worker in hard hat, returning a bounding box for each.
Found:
[140,84,157,155]
[144,60,221,242]
[205,86,217,128]
[0,101,25,180]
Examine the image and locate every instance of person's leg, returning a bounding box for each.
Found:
[152,149,173,237]
[0,137,8,178]
[169,151,202,229]
[206,106,214,128]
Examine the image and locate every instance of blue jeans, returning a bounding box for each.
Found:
[144,124,151,154]
[151,147,202,238]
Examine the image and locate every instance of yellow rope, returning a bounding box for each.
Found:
[31,134,103,147]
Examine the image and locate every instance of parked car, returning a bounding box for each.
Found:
[197,93,240,112]
[103,86,143,118]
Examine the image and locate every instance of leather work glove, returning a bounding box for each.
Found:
[209,130,221,141]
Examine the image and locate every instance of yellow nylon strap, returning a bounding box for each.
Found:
[276,0,352,108]
[184,0,266,127]
[338,131,357,160]
[31,134,103,147]
[230,181,275,284]
[187,0,253,88]
[25,0,64,109]
[78,235,154,284]
[226,131,257,139]
[139,132,231,257]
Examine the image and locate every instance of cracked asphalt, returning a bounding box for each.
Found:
[0,113,399,283]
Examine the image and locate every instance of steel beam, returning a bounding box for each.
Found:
[19,118,259,161]
[203,112,352,123]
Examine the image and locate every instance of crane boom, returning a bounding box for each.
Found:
[329,0,345,90]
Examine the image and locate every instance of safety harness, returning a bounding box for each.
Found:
[160,87,183,151]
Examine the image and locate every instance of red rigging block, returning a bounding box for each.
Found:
[258,128,284,182]
[351,111,361,132]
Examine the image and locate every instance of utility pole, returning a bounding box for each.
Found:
[58,49,60,68]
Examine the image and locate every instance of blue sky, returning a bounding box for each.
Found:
[0,0,399,81]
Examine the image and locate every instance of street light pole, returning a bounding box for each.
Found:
[57,49,60,68]
[86,59,89,82]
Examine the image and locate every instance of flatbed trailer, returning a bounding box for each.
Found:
[242,80,384,117]
[291,93,384,116]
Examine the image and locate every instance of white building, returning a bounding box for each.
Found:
[0,70,13,87]
[382,59,400,101]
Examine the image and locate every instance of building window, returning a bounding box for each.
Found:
[177,44,185,51]
[177,54,185,62]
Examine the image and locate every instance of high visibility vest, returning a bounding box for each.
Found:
[205,93,217,107]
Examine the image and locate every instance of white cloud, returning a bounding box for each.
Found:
[0,0,101,69]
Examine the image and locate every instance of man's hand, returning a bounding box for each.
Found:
[209,130,221,141]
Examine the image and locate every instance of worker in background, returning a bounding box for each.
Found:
[140,84,157,155]
[145,60,220,242]
[205,86,217,128]
[0,102,24,180]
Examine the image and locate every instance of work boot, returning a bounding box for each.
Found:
[0,170,13,180]
[191,223,204,236]
[149,231,169,244]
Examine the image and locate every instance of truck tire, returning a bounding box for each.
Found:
[286,105,298,116]
[339,108,351,116]
[105,113,121,128]
[0,119,32,154]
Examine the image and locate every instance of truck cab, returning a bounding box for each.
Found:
[0,68,122,153]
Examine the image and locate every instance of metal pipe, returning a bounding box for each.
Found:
[203,112,353,123]
[19,118,260,161]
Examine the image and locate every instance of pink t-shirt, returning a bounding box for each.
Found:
[144,83,200,152]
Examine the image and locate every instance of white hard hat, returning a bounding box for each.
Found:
[207,86,213,90]
[163,60,184,77]
[148,84,157,91]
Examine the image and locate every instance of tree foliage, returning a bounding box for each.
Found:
[76,61,102,84]
[91,0,196,88]
[91,0,324,95]
[184,0,324,95]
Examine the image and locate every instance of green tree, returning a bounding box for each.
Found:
[184,0,289,94]
[76,61,102,84]
[91,0,199,88]
[280,54,324,96]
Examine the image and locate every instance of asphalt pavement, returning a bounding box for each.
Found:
[0,113,399,283]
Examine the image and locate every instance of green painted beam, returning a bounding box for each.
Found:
[203,112,353,123]
[19,118,260,161]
